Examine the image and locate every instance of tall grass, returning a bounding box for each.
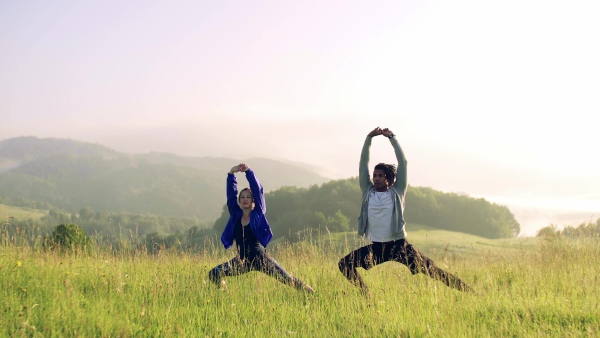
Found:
[1,225,599,337]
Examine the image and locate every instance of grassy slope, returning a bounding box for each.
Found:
[2,228,598,337]
[313,223,539,261]
[0,204,47,222]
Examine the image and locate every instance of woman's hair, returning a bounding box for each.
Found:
[374,163,397,185]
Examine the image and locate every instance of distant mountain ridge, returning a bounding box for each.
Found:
[0,136,331,219]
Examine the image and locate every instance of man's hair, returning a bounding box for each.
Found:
[374,163,397,186]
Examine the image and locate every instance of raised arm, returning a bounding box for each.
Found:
[359,127,382,192]
[382,128,408,193]
[226,165,241,214]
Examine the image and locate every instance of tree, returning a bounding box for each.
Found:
[79,206,94,221]
[49,223,91,253]
[325,210,350,232]
[537,224,559,238]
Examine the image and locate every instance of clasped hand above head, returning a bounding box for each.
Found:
[368,127,394,138]
[229,163,249,174]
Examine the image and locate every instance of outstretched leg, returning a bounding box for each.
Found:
[254,254,315,293]
[424,264,473,292]
[399,240,473,292]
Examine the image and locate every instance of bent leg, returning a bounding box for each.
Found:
[208,256,248,286]
[337,244,379,294]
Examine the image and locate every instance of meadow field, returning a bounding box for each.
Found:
[1,213,599,337]
[0,204,47,223]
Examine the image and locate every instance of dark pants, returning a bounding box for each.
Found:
[209,254,308,290]
[338,239,471,292]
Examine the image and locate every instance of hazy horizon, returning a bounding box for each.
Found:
[2,0,599,236]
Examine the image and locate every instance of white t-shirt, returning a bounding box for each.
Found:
[366,190,394,242]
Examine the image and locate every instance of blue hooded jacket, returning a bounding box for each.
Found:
[220,169,273,249]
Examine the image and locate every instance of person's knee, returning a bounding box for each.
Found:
[417,259,438,277]
[405,248,434,275]
[338,257,348,273]
[405,257,426,275]
[208,268,220,284]
[339,256,360,275]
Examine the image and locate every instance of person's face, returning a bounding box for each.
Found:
[239,190,254,209]
[372,169,389,192]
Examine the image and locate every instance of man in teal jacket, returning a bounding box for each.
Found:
[338,127,472,294]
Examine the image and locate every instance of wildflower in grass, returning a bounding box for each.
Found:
[17,261,22,267]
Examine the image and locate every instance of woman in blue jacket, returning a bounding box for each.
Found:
[209,163,314,292]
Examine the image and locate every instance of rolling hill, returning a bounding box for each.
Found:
[0,136,331,220]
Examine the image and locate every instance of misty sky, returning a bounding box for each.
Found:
[2,1,599,235]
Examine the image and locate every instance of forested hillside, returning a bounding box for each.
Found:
[213,177,520,241]
[2,178,520,255]
[1,136,520,250]
[0,136,330,220]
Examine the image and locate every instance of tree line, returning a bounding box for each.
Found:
[537,218,600,238]
[212,177,521,240]
[1,205,214,253]
[2,177,521,253]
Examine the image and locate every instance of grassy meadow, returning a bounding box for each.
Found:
[0,204,47,223]
[1,210,599,337]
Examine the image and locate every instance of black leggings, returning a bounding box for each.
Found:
[209,254,307,290]
[338,239,471,292]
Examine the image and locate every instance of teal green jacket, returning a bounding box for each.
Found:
[357,135,408,240]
